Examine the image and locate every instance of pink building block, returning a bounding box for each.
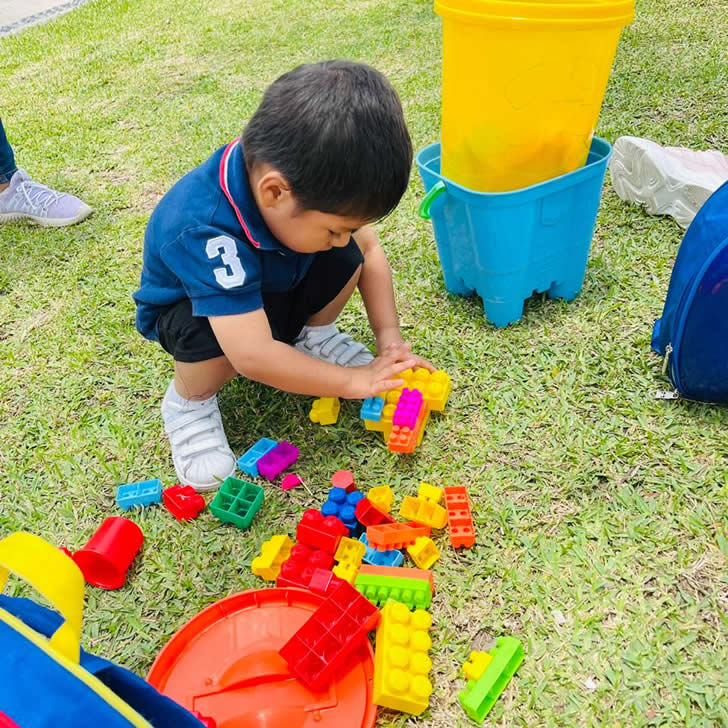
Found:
[257,441,299,480]
[392,388,424,430]
[281,473,303,491]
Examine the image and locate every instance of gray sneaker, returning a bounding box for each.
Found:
[294,323,374,366]
[0,169,92,227]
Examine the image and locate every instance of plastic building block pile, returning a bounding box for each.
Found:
[246,470,524,722]
[306,367,452,455]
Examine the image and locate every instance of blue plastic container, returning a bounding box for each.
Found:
[417,137,612,327]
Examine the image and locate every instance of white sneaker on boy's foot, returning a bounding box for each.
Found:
[610,136,728,228]
[161,380,236,492]
[0,169,93,227]
[294,323,374,366]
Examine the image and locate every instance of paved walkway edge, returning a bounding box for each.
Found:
[1,0,92,37]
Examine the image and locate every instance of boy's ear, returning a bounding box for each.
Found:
[255,169,293,210]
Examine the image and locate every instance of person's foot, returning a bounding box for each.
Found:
[0,169,93,227]
[610,136,728,228]
[294,323,374,366]
[161,380,236,492]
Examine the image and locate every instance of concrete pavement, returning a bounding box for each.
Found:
[0,0,90,37]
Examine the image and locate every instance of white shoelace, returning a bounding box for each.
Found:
[14,179,63,215]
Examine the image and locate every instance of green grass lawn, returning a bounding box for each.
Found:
[1,0,727,725]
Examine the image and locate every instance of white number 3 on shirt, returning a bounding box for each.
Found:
[206,236,246,289]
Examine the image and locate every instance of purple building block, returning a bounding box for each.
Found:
[257,440,299,480]
[392,388,424,429]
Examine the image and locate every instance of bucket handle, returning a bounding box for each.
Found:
[418,181,447,220]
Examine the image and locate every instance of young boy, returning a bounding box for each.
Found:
[134,60,431,491]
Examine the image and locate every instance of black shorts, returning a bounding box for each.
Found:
[156,237,364,363]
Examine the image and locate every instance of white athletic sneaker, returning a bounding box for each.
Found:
[294,323,374,366]
[0,169,93,227]
[610,136,728,228]
[161,380,236,492]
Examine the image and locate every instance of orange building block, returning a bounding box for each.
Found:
[388,402,430,453]
[367,522,430,551]
[444,485,475,548]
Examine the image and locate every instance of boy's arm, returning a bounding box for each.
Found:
[209,308,415,398]
[354,226,434,369]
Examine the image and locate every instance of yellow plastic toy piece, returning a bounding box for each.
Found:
[417,482,443,504]
[399,496,448,529]
[373,600,433,715]
[251,535,293,581]
[333,537,366,584]
[406,537,440,570]
[309,397,341,426]
[463,650,494,682]
[410,369,451,411]
[367,485,394,513]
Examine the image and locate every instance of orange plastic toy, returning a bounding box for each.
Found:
[148,588,377,728]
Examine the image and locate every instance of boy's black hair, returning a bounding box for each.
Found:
[242,60,413,220]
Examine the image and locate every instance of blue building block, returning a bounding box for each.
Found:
[237,438,277,477]
[321,487,364,535]
[360,396,385,422]
[359,532,404,567]
[116,479,163,511]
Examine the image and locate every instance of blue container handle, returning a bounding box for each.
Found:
[418,181,447,220]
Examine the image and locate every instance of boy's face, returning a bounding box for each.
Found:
[251,165,371,253]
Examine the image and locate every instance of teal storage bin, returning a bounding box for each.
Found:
[417,137,612,327]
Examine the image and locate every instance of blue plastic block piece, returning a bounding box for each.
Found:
[116,479,163,511]
[361,396,385,422]
[322,487,364,535]
[237,437,277,477]
[416,137,612,327]
[359,532,404,567]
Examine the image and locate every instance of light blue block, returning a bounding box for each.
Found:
[237,437,277,477]
[116,479,163,510]
[359,532,404,567]
[360,396,384,422]
[417,137,612,327]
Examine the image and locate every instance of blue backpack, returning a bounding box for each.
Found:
[652,182,728,403]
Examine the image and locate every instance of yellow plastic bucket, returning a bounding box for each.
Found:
[434,0,635,191]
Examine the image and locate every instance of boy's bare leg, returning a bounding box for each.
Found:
[173,356,238,401]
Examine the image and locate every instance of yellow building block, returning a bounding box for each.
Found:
[309,397,341,426]
[373,601,433,715]
[417,482,443,504]
[406,537,440,570]
[410,369,452,412]
[367,485,394,513]
[399,496,448,529]
[463,650,493,682]
[251,534,293,581]
[333,537,366,584]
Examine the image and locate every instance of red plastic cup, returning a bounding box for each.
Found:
[72,517,144,589]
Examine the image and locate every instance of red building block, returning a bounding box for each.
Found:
[366,521,430,551]
[308,567,346,596]
[444,485,476,548]
[191,713,217,728]
[355,497,396,527]
[162,485,205,522]
[276,544,335,589]
[296,509,348,554]
[331,469,356,492]
[279,580,380,690]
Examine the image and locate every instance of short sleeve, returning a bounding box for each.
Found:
[161,226,263,317]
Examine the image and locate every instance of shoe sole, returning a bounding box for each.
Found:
[172,455,236,493]
[0,204,93,227]
[609,137,714,229]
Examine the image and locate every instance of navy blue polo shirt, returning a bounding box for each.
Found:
[133,139,314,340]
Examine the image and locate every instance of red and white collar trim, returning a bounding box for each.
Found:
[219,138,260,248]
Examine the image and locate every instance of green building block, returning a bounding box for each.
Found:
[209,476,264,529]
[458,636,524,723]
[354,572,432,609]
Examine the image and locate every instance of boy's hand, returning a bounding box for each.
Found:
[344,342,417,399]
[376,330,436,373]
